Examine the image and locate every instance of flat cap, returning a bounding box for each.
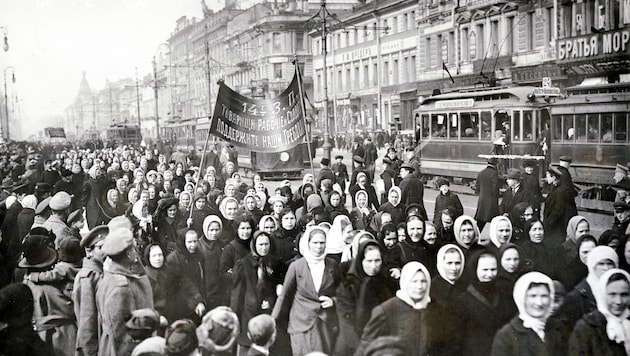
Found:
[559,155,573,163]
[35,197,51,215]
[101,227,134,257]
[613,201,630,211]
[320,157,330,166]
[506,168,523,180]
[400,163,414,171]
[67,208,84,225]
[49,192,72,210]
[616,164,629,175]
[335,154,344,160]
[353,155,364,164]
[80,225,109,249]
[548,166,564,178]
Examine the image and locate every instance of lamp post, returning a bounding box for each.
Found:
[153,43,169,141]
[0,27,8,52]
[3,66,15,141]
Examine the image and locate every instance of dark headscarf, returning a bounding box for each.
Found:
[465,250,499,299]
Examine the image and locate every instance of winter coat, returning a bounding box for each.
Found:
[399,175,427,217]
[551,279,597,337]
[500,186,528,216]
[270,228,299,266]
[474,165,500,223]
[433,191,463,226]
[16,207,35,241]
[569,310,627,356]
[24,277,77,356]
[378,202,404,226]
[198,238,225,309]
[96,260,153,356]
[349,207,375,231]
[144,264,168,317]
[72,258,103,356]
[83,176,110,229]
[43,215,73,249]
[492,316,565,356]
[543,184,575,248]
[165,248,206,322]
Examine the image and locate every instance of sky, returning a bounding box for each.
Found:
[0,0,225,137]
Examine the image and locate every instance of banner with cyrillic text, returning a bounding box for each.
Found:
[210,73,305,153]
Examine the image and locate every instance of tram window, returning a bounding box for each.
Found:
[601,114,613,142]
[449,114,459,139]
[460,112,479,139]
[513,111,521,141]
[615,113,628,143]
[575,114,587,142]
[421,114,430,138]
[481,111,492,139]
[587,114,599,142]
[563,116,574,141]
[552,115,563,141]
[523,111,534,141]
[431,114,447,138]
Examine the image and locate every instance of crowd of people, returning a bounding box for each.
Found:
[0,138,629,356]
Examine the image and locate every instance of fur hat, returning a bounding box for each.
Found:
[196,306,239,353]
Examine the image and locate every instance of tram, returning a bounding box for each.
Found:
[413,86,551,185]
[106,124,142,146]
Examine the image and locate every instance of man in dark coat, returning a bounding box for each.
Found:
[521,159,543,218]
[543,166,574,248]
[350,155,370,187]
[332,154,349,193]
[363,137,378,182]
[474,158,500,232]
[316,157,335,189]
[0,196,22,286]
[558,156,578,202]
[399,163,426,219]
[499,168,527,217]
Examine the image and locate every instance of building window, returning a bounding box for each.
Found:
[403,57,409,82]
[462,27,469,61]
[274,63,282,79]
[425,37,432,68]
[437,34,443,64]
[410,55,416,80]
[506,17,515,54]
[477,23,485,58]
[392,59,399,85]
[354,65,360,89]
[469,30,476,60]
[403,13,409,30]
[491,20,499,57]
[364,63,369,87]
[383,61,389,86]
[273,32,282,53]
[373,62,378,86]
[346,67,351,91]
[392,17,398,33]
[337,69,342,91]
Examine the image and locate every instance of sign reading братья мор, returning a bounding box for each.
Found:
[210,73,306,153]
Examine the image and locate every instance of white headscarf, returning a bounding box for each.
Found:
[387,186,402,207]
[513,272,555,341]
[396,261,431,310]
[436,244,465,285]
[489,215,513,248]
[202,215,223,240]
[594,269,630,353]
[326,215,352,255]
[453,215,480,249]
[299,226,328,292]
[354,190,370,215]
[21,195,38,210]
[586,246,619,294]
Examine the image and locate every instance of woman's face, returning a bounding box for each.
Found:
[545,171,557,185]
[501,248,520,273]
[237,222,253,240]
[185,185,194,195]
[255,182,265,193]
[575,221,590,240]
[163,181,172,191]
[606,279,630,317]
[362,247,382,277]
[594,259,616,278]
[342,225,354,244]
[524,285,552,319]
[254,174,262,184]
[226,185,235,196]
[245,197,256,211]
[148,187,156,199]
[357,193,367,208]
[273,201,284,214]
[255,235,271,256]
[330,193,341,207]
[109,190,119,204]
[305,175,314,185]
[388,190,400,206]
[397,228,406,242]
[521,207,534,221]
[578,241,596,265]
[496,220,512,244]
[407,219,424,242]
[166,205,177,219]
[180,194,190,207]
[443,251,463,282]
[185,233,199,254]
[281,213,296,230]
[406,271,428,303]
[136,171,145,182]
[195,198,206,210]
[148,245,164,268]
[263,218,276,234]
[225,201,238,220]
[308,233,326,257]
[423,224,437,245]
[226,164,234,174]
[383,232,398,249]
[476,256,498,282]
[118,180,127,191]
[528,221,544,244]
[206,222,221,241]
[459,222,476,244]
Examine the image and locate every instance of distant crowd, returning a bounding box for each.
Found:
[0,138,629,356]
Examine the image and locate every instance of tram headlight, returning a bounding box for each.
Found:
[279,152,290,162]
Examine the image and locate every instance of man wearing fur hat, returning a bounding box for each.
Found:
[97,227,153,356]
[43,191,74,249]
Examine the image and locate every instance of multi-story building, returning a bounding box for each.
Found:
[311,0,417,133]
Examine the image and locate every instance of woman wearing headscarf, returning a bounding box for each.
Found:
[218,196,239,246]
[143,243,168,317]
[561,215,591,268]
[270,208,300,267]
[378,186,404,226]
[152,197,184,254]
[431,244,466,304]
[292,174,316,209]
[492,271,564,356]
[325,190,348,222]
[350,190,375,230]
[131,200,154,255]
[17,194,38,240]
[552,245,618,341]
[496,242,523,290]
[220,214,255,301]
[334,240,397,355]
[517,219,558,277]
[258,214,278,235]
[296,193,326,228]
[357,261,444,355]
[455,250,516,356]
[453,215,483,257]
[101,188,124,224]
[187,192,218,239]
[199,215,226,309]
[487,215,513,256]
[116,178,129,205]
[242,193,264,226]
[388,215,435,277]
[340,230,377,268]
[178,191,192,216]
[231,231,285,355]
[349,171,379,210]
[83,164,109,229]
[558,234,597,292]
[511,202,534,242]
[569,268,630,356]
[325,215,353,264]
[272,226,343,356]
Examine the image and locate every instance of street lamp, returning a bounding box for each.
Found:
[1,27,8,52]
[3,66,15,141]
[153,43,169,141]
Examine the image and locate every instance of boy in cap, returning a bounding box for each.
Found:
[612,201,630,236]
[333,154,349,193]
[97,227,154,356]
[316,157,335,189]
[433,178,463,228]
[73,225,109,356]
[124,308,164,356]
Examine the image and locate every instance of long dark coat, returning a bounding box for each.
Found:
[72,257,103,356]
[349,183,380,210]
[0,200,23,280]
[82,177,108,229]
[433,191,463,226]
[230,253,285,347]
[165,248,206,322]
[16,207,35,241]
[399,175,427,217]
[551,279,597,337]
[475,165,500,223]
[569,311,627,356]
[543,183,574,248]
[198,238,225,309]
[378,202,404,226]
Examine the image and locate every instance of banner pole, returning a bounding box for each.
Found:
[294,55,315,179]
[189,117,212,222]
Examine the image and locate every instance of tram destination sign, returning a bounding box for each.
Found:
[435,98,475,109]
[532,87,561,97]
[210,73,306,153]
